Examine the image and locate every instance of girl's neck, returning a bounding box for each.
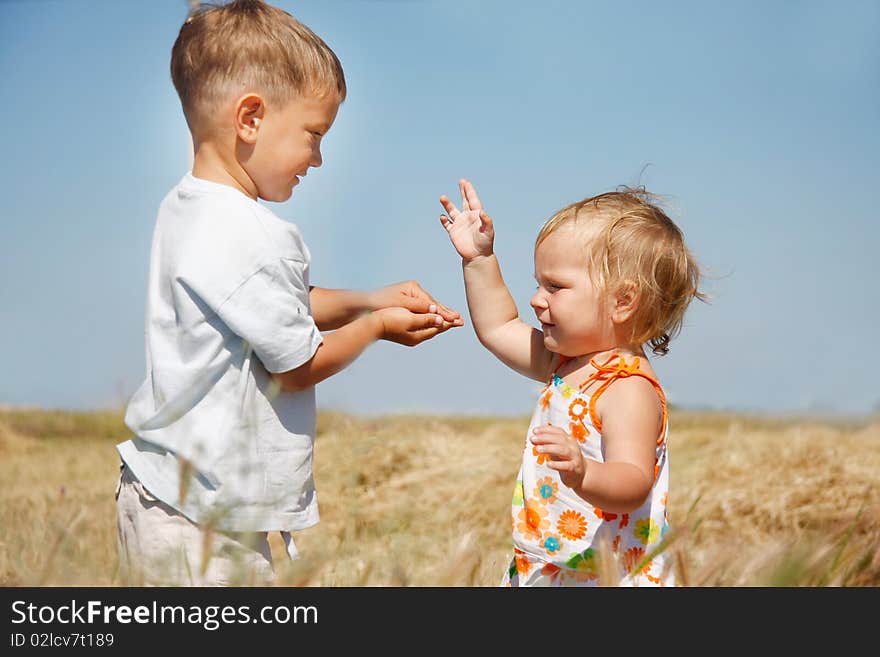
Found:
[573,345,645,366]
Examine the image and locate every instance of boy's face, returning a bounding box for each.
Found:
[240,93,340,202]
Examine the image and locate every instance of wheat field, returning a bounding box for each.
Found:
[1,407,878,586]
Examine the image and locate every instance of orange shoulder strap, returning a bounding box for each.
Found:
[578,354,668,447]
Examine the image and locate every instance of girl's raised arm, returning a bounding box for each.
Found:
[439,179,554,382]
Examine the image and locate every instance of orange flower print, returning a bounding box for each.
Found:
[532,444,550,465]
[622,546,651,576]
[594,507,618,522]
[612,535,621,552]
[662,492,668,507]
[557,509,587,540]
[541,562,561,577]
[516,500,549,539]
[634,518,661,545]
[540,562,564,585]
[533,477,558,504]
[569,421,588,443]
[568,398,588,422]
[515,553,533,576]
[539,387,553,410]
[619,513,629,529]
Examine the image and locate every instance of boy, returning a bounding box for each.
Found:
[115,0,462,586]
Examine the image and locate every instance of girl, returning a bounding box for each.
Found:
[439,180,705,586]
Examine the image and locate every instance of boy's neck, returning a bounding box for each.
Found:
[191,141,258,200]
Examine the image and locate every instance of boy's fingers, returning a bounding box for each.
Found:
[436,303,461,321]
[406,288,461,322]
[459,179,470,211]
[408,327,442,344]
[414,313,443,328]
[398,295,432,314]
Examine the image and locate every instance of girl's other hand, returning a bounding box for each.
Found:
[530,424,588,492]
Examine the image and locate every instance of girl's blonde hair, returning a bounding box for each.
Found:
[171,0,346,131]
[536,187,706,356]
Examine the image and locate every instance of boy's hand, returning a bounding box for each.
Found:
[439,178,495,262]
[530,425,588,492]
[374,307,457,346]
[368,281,463,326]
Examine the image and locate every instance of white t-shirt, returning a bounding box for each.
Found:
[117,173,323,533]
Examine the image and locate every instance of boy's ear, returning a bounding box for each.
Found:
[234,94,265,144]
[611,281,639,325]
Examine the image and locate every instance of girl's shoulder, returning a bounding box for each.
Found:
[590,354,666,439]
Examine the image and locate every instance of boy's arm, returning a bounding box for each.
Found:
[309,283,462,331]
[272,307,449,392]
[440,179,554,382]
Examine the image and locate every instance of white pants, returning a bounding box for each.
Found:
[115,464,275,586]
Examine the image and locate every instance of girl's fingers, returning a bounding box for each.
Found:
[439,195,459,218]
[479,210,493,231]
[531,428,568,441]
[533,443,570,459]
[546,461,575,472]
[462,179,483,211]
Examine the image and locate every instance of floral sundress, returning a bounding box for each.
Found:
[503,353,674,587]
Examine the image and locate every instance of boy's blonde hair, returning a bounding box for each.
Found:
[536,187,706,356]
[171,0,346,132]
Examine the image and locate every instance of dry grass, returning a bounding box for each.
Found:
[1,407,878,586]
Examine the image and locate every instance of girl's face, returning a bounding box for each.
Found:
[530,226,616,357]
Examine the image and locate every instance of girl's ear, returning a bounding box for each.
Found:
[234,93,265,144]
[611,281,639,325]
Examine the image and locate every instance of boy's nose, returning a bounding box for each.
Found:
[311,145,323,168]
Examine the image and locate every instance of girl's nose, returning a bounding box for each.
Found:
[530,289,547,312]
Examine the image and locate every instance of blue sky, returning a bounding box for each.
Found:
[1,0,878,417]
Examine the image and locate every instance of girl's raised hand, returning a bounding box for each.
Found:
[439,178,495,262]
